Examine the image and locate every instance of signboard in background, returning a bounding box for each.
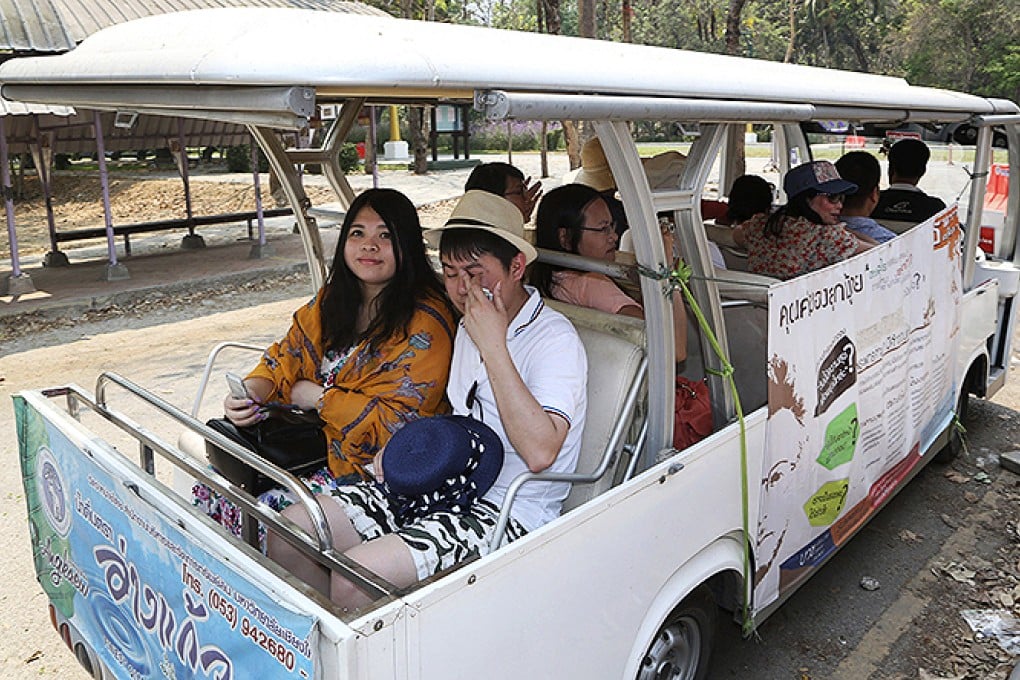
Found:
[753,206,963,614]
[16,395,320,680]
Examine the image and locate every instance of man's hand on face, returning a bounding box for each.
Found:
[460,270,509,358]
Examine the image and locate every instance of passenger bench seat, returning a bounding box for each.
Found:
[545,300,647,513]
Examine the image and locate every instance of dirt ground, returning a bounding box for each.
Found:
[0,169,457,260]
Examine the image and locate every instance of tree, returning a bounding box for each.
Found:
[890,0,1020,100]
[724,0,749,55]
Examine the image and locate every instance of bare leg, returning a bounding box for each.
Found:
[266,494,363,595]
[331,534,418,610]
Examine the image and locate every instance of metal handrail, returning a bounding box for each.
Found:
[190,341,264,417]
[88,371,396,601]
[489,355,649,550]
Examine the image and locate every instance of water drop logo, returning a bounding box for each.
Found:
[36,446,71,538]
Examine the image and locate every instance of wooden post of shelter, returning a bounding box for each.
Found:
[0,115,35,295]
[249,142,272,259]
[94,111,129,281]
[32,113,68,267]
[176,117,204,249]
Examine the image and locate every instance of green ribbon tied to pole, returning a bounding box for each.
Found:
[638,258,756,636]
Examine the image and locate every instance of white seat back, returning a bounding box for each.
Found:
[545,300,646,512]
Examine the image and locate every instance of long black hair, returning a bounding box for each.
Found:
[320,188,446,351]
[530,183,605,297]
[763,191,824,238]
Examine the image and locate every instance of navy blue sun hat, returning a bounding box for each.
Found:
[784,160,858,201]
[381,415,504,524]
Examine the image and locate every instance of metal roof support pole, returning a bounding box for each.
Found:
[773,123,810,197]
[670,124,733,422]
[249,125,327,291]
[176,118,204,250]
[31,114,67,267]
[594,121,674,464]
[369,105,379,189]
[319,98,364,210]
[94,111,128,282]
[249,141,272,259]
[962,126,994,288]
[0,115,34,296]
[1003,123,1020,263]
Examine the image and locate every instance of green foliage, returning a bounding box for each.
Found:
[225,145,269,173]
[339,143,362,173]
[983,46,1020,103]
[469,121,540,151]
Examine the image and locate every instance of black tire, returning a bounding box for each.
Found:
[637,586,718,680]
[935,383,970,463]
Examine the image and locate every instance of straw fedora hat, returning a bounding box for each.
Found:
[426,190,538,264]
[570,137,616,192]
[567,138,689,192]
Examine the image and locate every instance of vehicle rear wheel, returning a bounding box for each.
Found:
[637,586,717,680]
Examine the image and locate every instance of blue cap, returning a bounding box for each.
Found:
[784,161,858,200]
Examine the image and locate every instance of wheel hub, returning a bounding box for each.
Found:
[638,615,702,680]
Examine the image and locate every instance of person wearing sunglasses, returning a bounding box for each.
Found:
[738,160,874,280]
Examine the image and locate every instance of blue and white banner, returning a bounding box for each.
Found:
[17,395,320,680]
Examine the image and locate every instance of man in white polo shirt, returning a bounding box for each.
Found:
[434,190,588,534]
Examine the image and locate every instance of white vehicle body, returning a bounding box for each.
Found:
[6,8,1020,679]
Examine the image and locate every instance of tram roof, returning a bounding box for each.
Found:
[1,8,1016,126]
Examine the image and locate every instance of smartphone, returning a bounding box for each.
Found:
[225,372,250,400]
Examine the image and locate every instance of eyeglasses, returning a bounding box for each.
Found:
[579,223,616,236]
[819,193,846,204]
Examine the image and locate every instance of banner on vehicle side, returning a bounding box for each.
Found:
[752,206,962,615]
[15,394,319,680]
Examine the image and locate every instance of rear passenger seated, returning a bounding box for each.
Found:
[531,184,713,449]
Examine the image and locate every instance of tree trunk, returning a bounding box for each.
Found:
[784,0,797,63]
[578,0,596,39]
[563,120,581,170]
[724,0,748,56]
[622,0,632,42]
[408,107,430,175]
[539,0,561,34]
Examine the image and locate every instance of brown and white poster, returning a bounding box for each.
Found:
[753,206,963,614]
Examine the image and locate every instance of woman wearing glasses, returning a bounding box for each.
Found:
[532,183,713,448]
[737,160,873,280]
[531,183,689,364]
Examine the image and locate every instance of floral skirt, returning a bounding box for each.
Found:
[192,466,361,548]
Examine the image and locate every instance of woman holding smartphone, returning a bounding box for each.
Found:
[195,188,457,533]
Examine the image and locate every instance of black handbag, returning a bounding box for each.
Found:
[205,404,327,495]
